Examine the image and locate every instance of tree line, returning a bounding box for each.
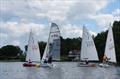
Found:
[0,45,24,61]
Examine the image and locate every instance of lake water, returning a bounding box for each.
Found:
[0,62,120,79]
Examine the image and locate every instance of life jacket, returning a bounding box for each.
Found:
[103,54,108,61]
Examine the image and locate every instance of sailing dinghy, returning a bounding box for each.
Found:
[23,30,41,67]
[41,23,60,67]
[78,26,99,67]
[99,26,116,67]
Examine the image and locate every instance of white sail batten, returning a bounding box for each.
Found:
[42,23,60,62]
[80,26,98,61]
[26,30,41,62]
[105,26,116,63]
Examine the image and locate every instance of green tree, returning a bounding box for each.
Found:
[0,45,23,56]
[113,21,120,64]
[0,45,23,60]
[38,41,46,58]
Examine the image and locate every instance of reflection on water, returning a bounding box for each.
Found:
[25,68,40,79]
[0,62,120,79]
[46,67,63,79]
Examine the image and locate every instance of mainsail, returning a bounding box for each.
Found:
[104,26,116,62]
[80,26,98,61]
[42,23,60,62]
[26,30,41,62]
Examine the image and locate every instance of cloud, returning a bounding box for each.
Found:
[66,0,109,21]
[0,21,46,49]
[28,0,109,23]
[61,24,96,38]
[61,24,83,38]
[112,8,120,16]
[0,0,119,50]
[0,32,8,39]
[90,13,120,30]
[0,21,45,37]
[0,0,110,23]
[12,40,21,46]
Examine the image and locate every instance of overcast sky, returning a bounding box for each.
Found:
[0,0,120,50]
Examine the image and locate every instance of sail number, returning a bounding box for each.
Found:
[51,34,59,37]
[32,45,38,50]
[109,43,114,50]
[86,41,94,47]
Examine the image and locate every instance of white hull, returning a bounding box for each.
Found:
[77,62,96,67]
[40,63,53,68]
[99,63,109,68]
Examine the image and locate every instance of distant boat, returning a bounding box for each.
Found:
[99,26,116,67]
[78,26,99,67]
[41,23,60,67]
[23,30,41,67]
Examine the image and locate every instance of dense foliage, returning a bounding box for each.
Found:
[113,21,120,64]
[60,37,81,55]
[38,41,46,58]
[0,45,24,61]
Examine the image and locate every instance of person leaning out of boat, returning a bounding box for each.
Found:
[47,43,53,64]
[85,60,89,64]
[103,54,111,63]
[43,59,47,63]
[48,53,52,64]
[48,48,53,64]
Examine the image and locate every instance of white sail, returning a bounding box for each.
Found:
[104,26,116,63]
[42,41,49,62]
[26,30,41,62]
[80,26,98,61]
[42,23,60,62]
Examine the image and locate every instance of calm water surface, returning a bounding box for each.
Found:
[0,62,120,79]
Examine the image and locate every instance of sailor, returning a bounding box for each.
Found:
[85,59,89,64]
[103,54,110,63]
[28,59,32,63]
[44,59,47,63]
[48,56,52,63]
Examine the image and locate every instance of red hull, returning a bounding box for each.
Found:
[23,63,36,67]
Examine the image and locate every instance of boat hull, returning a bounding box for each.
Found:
[40,63,53,68]
[23,63,40,67]
[77,62,96,67]
[99,63,109,68]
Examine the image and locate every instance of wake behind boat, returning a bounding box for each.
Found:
[41,23,60,68]
[78,26,99,67]
[23,30,41,67]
